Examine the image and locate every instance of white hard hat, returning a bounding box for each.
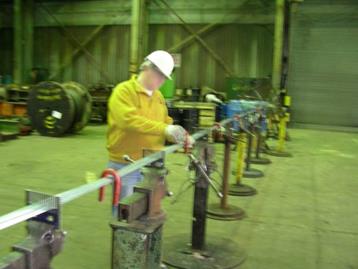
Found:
[145,50,174,80]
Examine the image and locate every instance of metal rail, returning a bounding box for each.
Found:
[0,115,252,231]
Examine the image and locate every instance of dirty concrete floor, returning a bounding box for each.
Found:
[0,125,357,269]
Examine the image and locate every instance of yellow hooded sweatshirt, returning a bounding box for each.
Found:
[107,76,173,163]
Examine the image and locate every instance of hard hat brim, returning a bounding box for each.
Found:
[148,60,172,80]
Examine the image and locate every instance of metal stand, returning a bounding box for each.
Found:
[111,157,170,269]
[264,113,292,157]
[111,220,164,269]
[243,125,264,178]
[0,191,65,269]
[0,116,258,269]
[249,125,271,165]
[207,127,246,220]
[229,132,257,196]
[163,140,246,269]
[264,148,292,157]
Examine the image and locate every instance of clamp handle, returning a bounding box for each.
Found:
[98,169,121,216]
[188,154,223,198]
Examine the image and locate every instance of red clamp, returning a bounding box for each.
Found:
[98,169,121,207]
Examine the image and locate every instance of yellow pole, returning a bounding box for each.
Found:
[277,113,288,152]
[235,132,247,185]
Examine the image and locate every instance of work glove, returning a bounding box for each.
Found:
[205,94,223,104]
[165,125,187,144]
[185,135,195,149]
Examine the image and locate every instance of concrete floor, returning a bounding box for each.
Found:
[0,125,357,269]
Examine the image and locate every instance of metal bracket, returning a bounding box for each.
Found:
[26,190,61,229]
[143,149,165,168]
[0,191,65,269]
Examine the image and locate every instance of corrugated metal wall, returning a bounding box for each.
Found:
[288,0,358,127]
[33,26,130,85]
[0,0,275,90]
[1,23,273,90]
[149,24,273,91]
[0,28,13,77]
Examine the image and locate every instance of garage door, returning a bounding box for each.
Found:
[288,0,358,127]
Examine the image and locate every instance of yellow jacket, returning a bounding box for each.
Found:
[107,76,173,163]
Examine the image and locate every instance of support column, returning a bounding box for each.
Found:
[13,0,23,84]
[23,0,34,83]
[129,0,148,76]
[272,0,285,91]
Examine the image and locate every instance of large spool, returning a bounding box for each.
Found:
[28,81,92,136]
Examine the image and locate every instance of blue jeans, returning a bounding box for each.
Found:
[107,161,142,200]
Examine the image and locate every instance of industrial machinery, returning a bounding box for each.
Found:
[0,112,259,269]
[163,139,246,269]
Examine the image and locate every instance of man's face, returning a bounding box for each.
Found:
[145,68,167,91]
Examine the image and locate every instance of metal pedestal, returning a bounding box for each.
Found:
[229,183,257,196]
[264,148,292,157]
[163,141,246,268]
[163,235,246,269]
[111,219,164,269]
[229,132,257,196]
[206,204,245,221]
[249,123,271,165]
[207,129,245,221]
[243,126,264,179]
[243,168,264,178]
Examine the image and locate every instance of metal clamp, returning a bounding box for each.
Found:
[98,169,122,216]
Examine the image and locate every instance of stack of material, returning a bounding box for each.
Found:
[172,101,216,128]
[88,83,114,123]
[0,119,19,142]
[0,85,29,117]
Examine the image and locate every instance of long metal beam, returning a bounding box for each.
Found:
[0,115,250,231]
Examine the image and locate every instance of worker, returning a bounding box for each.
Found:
[107,50,194,199]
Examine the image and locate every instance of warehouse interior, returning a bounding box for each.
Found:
[0,0,357,269]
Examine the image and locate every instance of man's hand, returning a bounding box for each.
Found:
[165,125,187,144]
[186,135,195,149]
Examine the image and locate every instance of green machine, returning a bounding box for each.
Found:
[226,77,271,100]
[159,73,176,99]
